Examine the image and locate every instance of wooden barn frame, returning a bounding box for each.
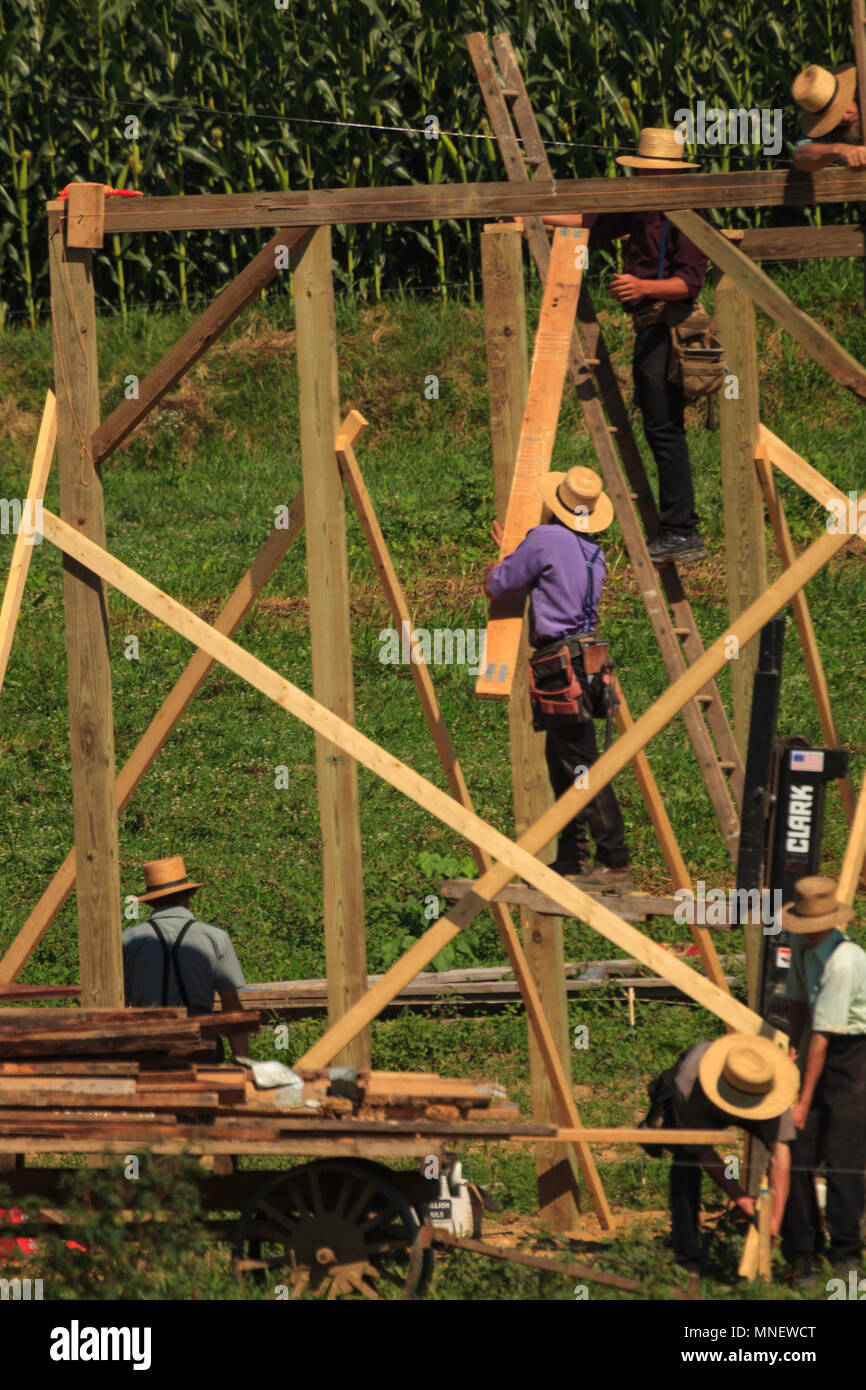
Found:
[3,29,866,1251]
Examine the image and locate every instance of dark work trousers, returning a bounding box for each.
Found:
[782,1034,866,1267]
[670,1147,702,1271]
[632,323,699,533]
[537,709,629,869]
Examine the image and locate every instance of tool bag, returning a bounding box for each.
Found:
[632,219,726,400]
[529,635,619,725]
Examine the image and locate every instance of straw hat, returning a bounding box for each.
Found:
[777,875,853,935]
[616,127,699,170]
[792,64,857,138]
[540,466,614,534]
[699,1034,799,1122]
[136,855,203,904]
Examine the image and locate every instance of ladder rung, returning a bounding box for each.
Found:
[696,694,714,705]
[672,627,690,637]
[585,357,600,366]
[526,155,547,168]
[628,491,639,500]
[719,761,736,772]
[501,87,520,99]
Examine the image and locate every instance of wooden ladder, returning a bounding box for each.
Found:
[468,30,744,859]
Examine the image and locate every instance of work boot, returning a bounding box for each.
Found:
[549,858,588,882]
[647,527,708,565]
[578,863,634,894]
[788,1256,819,1292]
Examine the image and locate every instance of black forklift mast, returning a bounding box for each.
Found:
[736,618,849,1196]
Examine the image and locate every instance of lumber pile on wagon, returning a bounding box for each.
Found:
[0,1007,531,1150]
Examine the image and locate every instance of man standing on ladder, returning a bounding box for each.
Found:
[791,63,866,170]
[123,855,252,1058]
[518,128,711,566]
[484,465,632,890]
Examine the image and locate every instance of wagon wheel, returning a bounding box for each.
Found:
[232,1158,433,1299]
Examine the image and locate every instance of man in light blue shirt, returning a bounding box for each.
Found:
[779,876,866,1282]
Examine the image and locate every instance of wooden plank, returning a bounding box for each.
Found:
[91,227,312,465]
[511,1127,734,1145]
[838,769,866,907]
[54,167,866,235]
[42,503,851,1062]
[47,210,123,1009]
[0,1137,442,1157]
[425,1228,639,1290]
[0,984,79,1002]
[715,272,766,758]
[0,1090,218,1109]
[754,446,861,847]
[0,389,56,695]
[294,228,368,1070]
[0,1061,139,1076]
[476,226,588,699]
[65,183,105,249]
[0,491,305,983]
[481,219,582,1231]
[758,424,850,511]
[441,878,673,919]
[735,226,865,262]
[670,211,866,400]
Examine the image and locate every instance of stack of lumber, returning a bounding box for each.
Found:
[0,1006,253,1058]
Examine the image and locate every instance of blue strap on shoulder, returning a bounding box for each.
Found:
[657,217,670,280]
[575,534,600,632]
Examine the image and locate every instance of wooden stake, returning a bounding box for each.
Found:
[0,389,56,694]
[293,227,368,1070]
[670,210,866,399]
[838,770,866,908]
[0,494,305,982]
[481,223,581,1230]
[754,446,861,855]
[47,212,123,1009]
[476,226,588,698]
[65,183,105,249]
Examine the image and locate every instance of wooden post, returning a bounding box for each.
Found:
[482,223,581,1229]
[293,228,369,1069]
[47,212,123,1008]
[714,270,766,1008]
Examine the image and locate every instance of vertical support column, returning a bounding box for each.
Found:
[715,270,766,1007]
[293,228,369,1069]
[47,211,123,1009]
[482,224,581,1228]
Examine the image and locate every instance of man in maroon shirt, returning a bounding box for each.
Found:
[516,128,709,565]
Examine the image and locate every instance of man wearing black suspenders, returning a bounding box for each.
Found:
[485,466,631,891]
[520,127,710,566]
[123,856,251,1058]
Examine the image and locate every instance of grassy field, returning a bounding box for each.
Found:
[1,254,865,1300]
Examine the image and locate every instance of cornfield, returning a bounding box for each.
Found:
[0,0,855,326]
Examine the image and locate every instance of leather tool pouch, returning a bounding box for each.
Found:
[664,301,726,400]
[529,637,619,727]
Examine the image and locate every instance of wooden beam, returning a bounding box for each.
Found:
[481,221,582,1230]
[51,167,866,235]
[0,389,56,695]
[758,424,850,511]
[293,227,368,1071]
[91,227,312,465]
[65,183,105,249]
[838,769,866,907]
[715,271,766,761]
[42,504,854,1062]
[476,227,588,698]
[734,225,865,262]
[47,212,123,1009]
[0,494,305,983]
[754,446,861,851]
[670,210,866,400]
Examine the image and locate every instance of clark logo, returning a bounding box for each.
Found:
[785,784,814,856]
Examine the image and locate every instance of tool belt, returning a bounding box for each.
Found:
[632,299,726,400]
[528,634,619,725]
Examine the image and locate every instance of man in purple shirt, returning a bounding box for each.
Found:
[485,466,631,890]
[517,127,709,566]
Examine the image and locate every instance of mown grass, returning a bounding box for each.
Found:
[1,257,865,1301]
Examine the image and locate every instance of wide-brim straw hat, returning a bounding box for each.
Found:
[699,1034,799,1122]
[616,126,700,170]
[540,466,614,534]
[792,64,857,138]
[777,874,853,934]
[136,855,203,904]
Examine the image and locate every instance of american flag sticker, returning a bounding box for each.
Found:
[790,749,824,773]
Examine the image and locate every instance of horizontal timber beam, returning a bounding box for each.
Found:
[733,225,865,261]
[46,168,866,234]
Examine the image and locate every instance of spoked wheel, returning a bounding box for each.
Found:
[232,1158,433,1299]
